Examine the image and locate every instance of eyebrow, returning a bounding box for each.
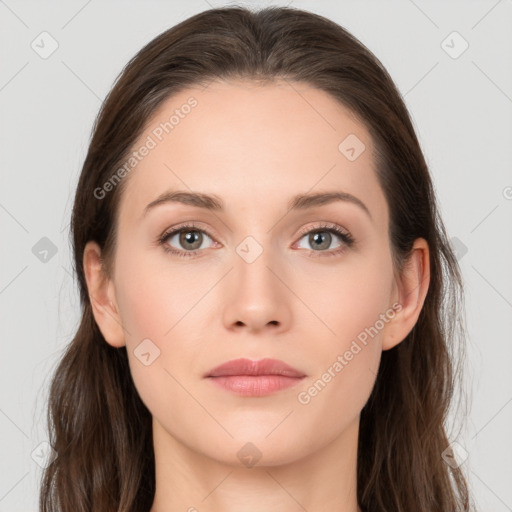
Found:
[142,189,372,220]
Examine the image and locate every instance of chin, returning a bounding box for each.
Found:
[207,432,308,469]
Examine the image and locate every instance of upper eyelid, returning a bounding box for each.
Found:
[296,222,350,237]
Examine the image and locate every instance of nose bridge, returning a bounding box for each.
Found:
[233,231,278,292]
[230,203,278,268]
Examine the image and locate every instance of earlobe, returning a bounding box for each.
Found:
[382,238,430,351]
[83,241,126,348]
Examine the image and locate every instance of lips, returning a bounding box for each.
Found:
[205,358,306,378]
[205,358,306,397]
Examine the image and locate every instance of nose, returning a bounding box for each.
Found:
[221,243,292,334]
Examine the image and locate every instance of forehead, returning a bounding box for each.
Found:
[117,78,387,230]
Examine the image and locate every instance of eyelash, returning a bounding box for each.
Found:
[157,222,355,259]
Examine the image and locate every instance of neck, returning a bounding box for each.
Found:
[149,416,362,512]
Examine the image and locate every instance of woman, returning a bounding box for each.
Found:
[40,5,475,512]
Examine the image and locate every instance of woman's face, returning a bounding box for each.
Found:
[91,78,408,467]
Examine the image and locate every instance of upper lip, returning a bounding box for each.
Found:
[205,358,306,378]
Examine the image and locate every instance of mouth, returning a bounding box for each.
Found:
[205,358,306,397]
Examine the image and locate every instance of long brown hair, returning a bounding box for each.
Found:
[40,6,475,511]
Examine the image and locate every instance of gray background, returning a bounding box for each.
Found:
[1,0,511,510]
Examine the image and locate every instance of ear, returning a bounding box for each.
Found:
[83,241,126,348]
[382,238,430,351]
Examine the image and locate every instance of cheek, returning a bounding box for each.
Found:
[293,276,387,446]
[292,251,392,410]
[112,248,208,406]
[114,247,206,343]
[297,250,394,347]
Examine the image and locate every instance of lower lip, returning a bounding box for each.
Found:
[207,375,305,396]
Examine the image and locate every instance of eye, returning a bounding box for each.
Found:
[158,223,216,258]
[157,221,355,259]
[294,222,355,257]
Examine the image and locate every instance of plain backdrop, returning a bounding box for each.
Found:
[1,0,511,510]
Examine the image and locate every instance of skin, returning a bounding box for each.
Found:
[83,78,430,512]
